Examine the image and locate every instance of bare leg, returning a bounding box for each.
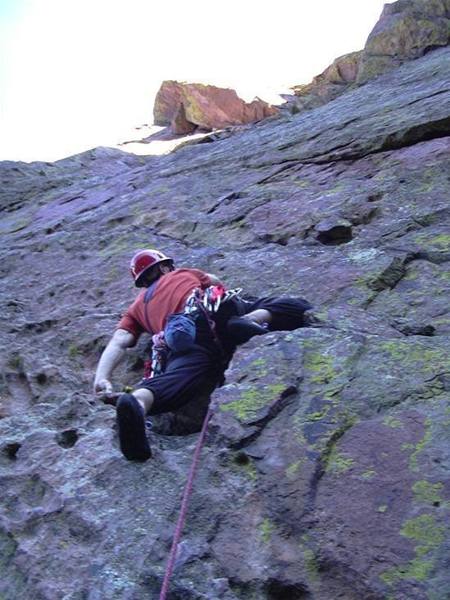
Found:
[227,309,271,344]
[132,388,154,414]
[243,308,272,325]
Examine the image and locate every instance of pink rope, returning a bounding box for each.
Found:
[158,406,213,600]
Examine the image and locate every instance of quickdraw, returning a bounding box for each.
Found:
[185,285,242,314]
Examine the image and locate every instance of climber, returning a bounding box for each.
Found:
[93,248,314,462]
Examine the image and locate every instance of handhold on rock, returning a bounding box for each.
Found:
[56,429,79,449]
[315,218,353,245]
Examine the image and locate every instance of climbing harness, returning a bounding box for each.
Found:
[158,405,214,600]
[143,285,242,379]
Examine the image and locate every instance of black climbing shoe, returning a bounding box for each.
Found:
[227,316,268,344]
[116,393,152,461]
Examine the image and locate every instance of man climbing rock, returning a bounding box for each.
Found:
[94,248,314,461]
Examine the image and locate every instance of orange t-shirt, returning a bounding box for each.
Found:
[117,268,211,340]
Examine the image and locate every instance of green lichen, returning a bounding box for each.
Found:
[418,181,434,194]
[380,558,434,585]
[403,269,419,281]
[326,447,355,474]
[438,270,450,282]
[354,274,371,288]
[304,350,336,385]
[248,357,269,377]
[291,415,309,446]
[241,461,258,483]
[427,234,450,249]
[306,409,329,422]
[323,382,345,404]
[68,344,80,359]
[220,383,286,421]
[303,548,319,582]
[378,341,404,361]
[377,505,388,513]
[379,341,450,381]
[401,442,415,452]
[259,518,274,544]
[361,470,376,480]
[401,514,445,555]
[410,419,432,472]
[310,412,358,455]
[294,179,310,188]
[380,514,445,587]
[250,358,266,368]
[285,459,305,480]
[383,415,403,428]
[412,481,444,505]
[7,353,23,371]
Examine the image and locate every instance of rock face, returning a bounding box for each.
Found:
[1,36,450,600]
[358,0,450,83]
[289,0,450,112]
[153,80,279,133]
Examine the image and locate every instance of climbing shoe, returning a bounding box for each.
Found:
[227,315,268,344]
[116,393,152,461]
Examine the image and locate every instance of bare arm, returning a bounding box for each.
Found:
[94,328,136,395]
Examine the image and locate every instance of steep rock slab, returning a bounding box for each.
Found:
[208,330,450,599]
[0,44,450,599]
[153,80,278,132]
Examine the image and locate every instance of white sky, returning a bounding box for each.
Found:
[0,0,388,162]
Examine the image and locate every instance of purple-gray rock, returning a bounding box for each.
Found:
[1,35,450,600]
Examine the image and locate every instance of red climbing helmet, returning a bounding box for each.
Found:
[130,249,174,287]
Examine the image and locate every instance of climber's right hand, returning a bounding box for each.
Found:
[94,378,114,400]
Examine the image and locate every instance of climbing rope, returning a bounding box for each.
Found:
[159,286,244,596]
[158,405,214,600]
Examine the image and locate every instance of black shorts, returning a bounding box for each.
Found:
[138,295,312,415]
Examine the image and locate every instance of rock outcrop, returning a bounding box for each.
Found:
[289,0,450,112]
[153,80,279,133]
[1,14,450,600]
[289,50,362,111]
[358,0,450,83]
